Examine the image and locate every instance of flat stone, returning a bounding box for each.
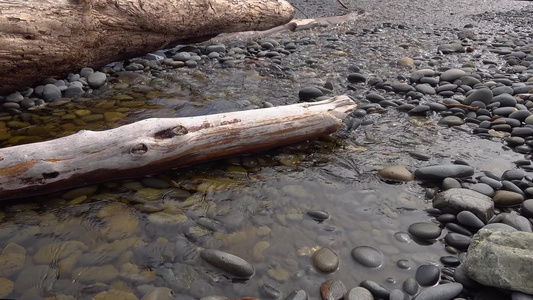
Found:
[469,183,494,197]
[200,249,254,278]
[493,190,525,206]
[312,247,339,273]
[285,290,308,300]
[444,232,471,249]
[414,282,463,300]
[440,69,467,82]
[299,87,324,101]
[465,229,533,294]
[522,199,533,218]
[360,280,390,299]
[408,222,442,240]
[377,165,414,182]
[433,188,494,223]
[438,116,464,126]
[351,246,383,268]
[348,73,367,83]
[415,165,474,181]
[72,264,119,282]
[402,277,419,296]
[415,83,436,95]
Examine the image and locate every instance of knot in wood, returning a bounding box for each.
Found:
[130,143,148,155]
[172,125,188,136]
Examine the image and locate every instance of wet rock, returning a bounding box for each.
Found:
[442,177,462,190]
[34,240,88,264]
[306,210,330,222]
[457,210,485,229]
[402,277,419,296]
[285,290,308,300]
[88,71,107,89]
[433,188,494,223]
[438,116,464,126]
[444,232,471,249]
[312,247,339,273]
[141,287,175,300]
[360,280,390,299]
[415,264,440,286]
[389,289,408,300]
[72,264,119,282]
[465,229,533,294]
[252,241,270,261]
[0,252,25,278]
[493,190,524,206]
[0,278,13,299]
[408,222,442,240]
[408,151,431,161]
[463,88,493,105]
[414,282,463,300]
[14,265,57,294]
[377,165,414,182]
[522,199,533,218]
[321,278,346,300]
[200,249,254,278]
[350,246,383,268]
[345,287,373,300]
[469,183,494,197]
[499,212,532,232]
[440,69,467,82]
[268,267,290,282]
[415,165,474,181]
[299,87,324,101]
[94,290,138,300]
[348,73,367,83]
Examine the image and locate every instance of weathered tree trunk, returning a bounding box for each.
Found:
[0,0,294,94]
[0,96,356,200]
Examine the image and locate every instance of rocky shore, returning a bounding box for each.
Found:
[0,2,533,300]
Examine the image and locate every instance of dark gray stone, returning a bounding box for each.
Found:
[348,73,367,83]
[285,290,308,300]
[402,277,419,296]
[360,280,390,299]
[351,246,383,268]
[344,287,373,300]
[413,282,463,300]
[463,88,493,105]
[408,222,442,240]
[87,71,107,89]
[444,232,471,249]
[42,84,62,102]
[442,177,462,190]
[469,183,494,197]
[312,247,339,273]
[415,165,474,181]
[415,265,440,286]
[299,87,324,101]
[200,249,254,278]
[457,210,485,229]
[522,199,533,218]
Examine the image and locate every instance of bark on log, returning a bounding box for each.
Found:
[0,95,356,200]
[0,0,294,94]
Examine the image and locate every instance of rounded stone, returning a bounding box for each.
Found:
[389,289,407,300]
[285,290,308,300]
[440,69,467,82]
[306,210,330,222]
[200,249,254,278]
[298,87,324,101]
[493,190,525,206]
[42,84,62,102]
[351,246,383,268]
[440,255,461,266]
[415,165,474,181]
[457,210,485,229]
[205,44,226,53]
[402,277,419,296]
[360,280,390,299]
[415,264,440,286]
[415,83,436,95]
[438,116,464,126]
[408,222,442,240]
[414,282,463,300]
[479,176,503,189]
[463,88,493,105]
[87,71,107,89]
[502,169,525,181]
[377,166,414,182]
[444,232,471,249]
[345,287,373,300]
[522,199,533,218]
[321,278,346,300]
[312,247,339,273]
[442,177,462,190]
[348,73,367,83]
[469,183,494,197]
[397,57,415,68]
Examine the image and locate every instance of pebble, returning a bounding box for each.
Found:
[440,69,467,82]
[348,73,367,83]
[321,278,346,300]
[456,210,485,229]
[377,166,414,182]
[389,289,408,300]
[307,210,330,222]
[350,246,383,268]
[200,249,254,278]
[299,87,324,101]
[408,222,442,240]
[42,84,62,101]
[493,190,524,206]
[402,277,419,296]
[521,200,533,218]
[285,290,308,300]
[444,232,471,249]
[312,247,339,273]
[414,282,463,300]
[415,264,441,286]
[463,88,493,105]
[360,280,390,299]
[414,165,474,181]
[469,183,494,197]
[88,71,107,89]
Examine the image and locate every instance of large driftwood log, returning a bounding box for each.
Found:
[0,96,356,200]
[0,0,294,94]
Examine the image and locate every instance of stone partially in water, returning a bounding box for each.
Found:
[408,222,442,240]
[312,247,339,273]
[321,278,346,300]
[350,246,383,268]
[433,188,494,223]
[34,240,88,264]
[94,290,138,300]
[414,165,474,181]
[200,249,254,278]
[465,229,533,294]
[377,166,414,182]
[415,264,440,286]
[285,290,308,300]
[414,282,463,300]
[141,287,175,300]
[0,252,25,277]
[344,287,373,300]
[0,278,13,299]
[72,264,119,282]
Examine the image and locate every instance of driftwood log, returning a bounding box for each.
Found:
[0,96,356,200]
[0,0,294,94]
